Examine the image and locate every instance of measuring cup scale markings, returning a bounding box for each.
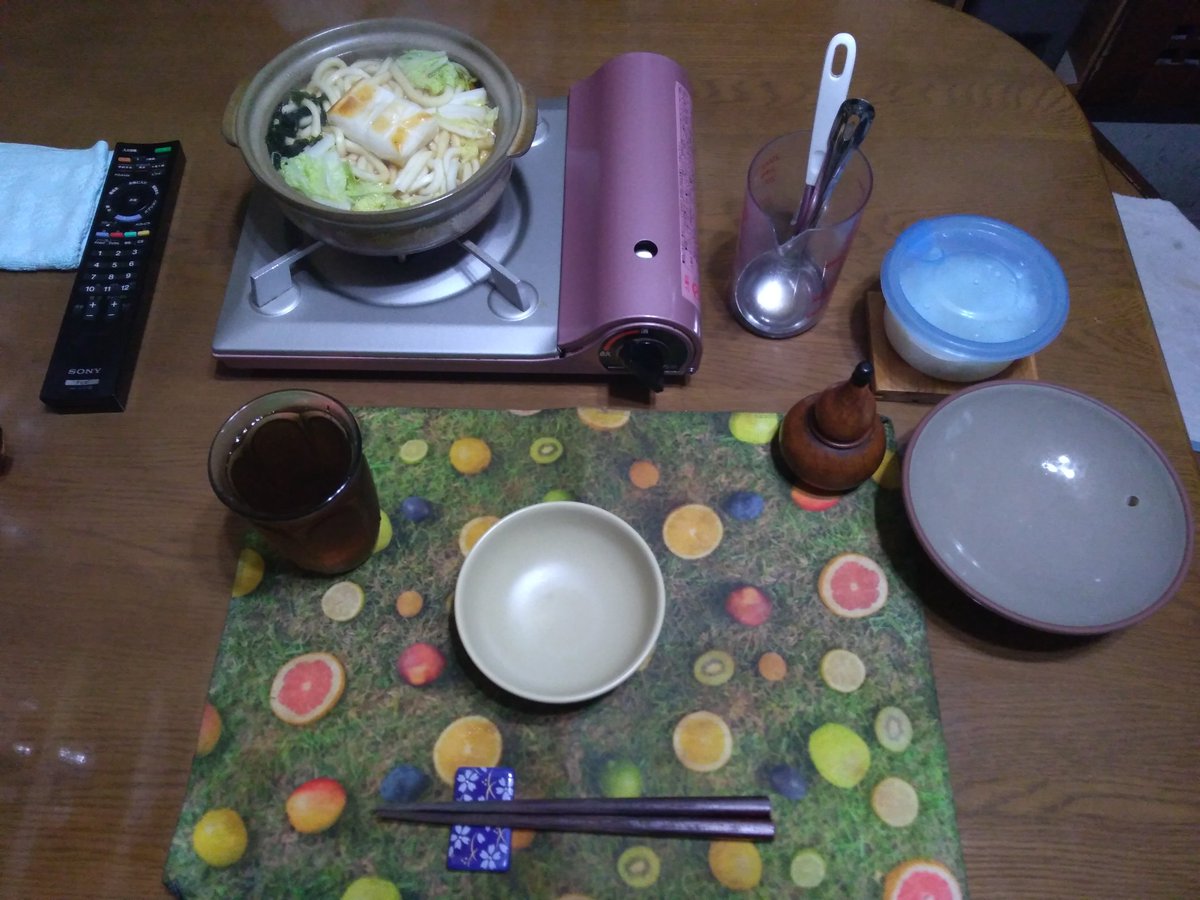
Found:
[754,151,785,190]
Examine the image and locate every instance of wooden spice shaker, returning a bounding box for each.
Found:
[778,361,886,492]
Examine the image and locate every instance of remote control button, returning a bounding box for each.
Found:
[106,180,159,223]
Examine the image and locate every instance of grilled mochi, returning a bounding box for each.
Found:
[327,82,440,165]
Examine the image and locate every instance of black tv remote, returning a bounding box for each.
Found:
[39,141,185,412]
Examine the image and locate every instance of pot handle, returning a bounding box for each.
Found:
[221,79,249,147]
[506,83,539,159]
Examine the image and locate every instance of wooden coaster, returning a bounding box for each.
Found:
[866,292,1038,403]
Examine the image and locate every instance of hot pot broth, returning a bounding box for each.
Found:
[266,49,498,211]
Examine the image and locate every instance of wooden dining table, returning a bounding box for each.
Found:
[2,1,1197,896]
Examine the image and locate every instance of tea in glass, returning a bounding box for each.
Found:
[209,390,379,575]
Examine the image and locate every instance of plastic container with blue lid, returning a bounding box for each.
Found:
[881,215,1069,382]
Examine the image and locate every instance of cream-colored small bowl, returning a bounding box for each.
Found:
[454,502,665,704]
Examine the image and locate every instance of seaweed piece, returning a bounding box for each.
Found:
[266,90,327,167]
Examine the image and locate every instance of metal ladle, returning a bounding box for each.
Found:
[732,99,875,338]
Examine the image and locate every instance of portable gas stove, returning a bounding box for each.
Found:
[212,53,701,391]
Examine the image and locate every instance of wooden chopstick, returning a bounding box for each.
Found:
[374,795,775,841]
[380,795,772,818]
[377,809,775,840]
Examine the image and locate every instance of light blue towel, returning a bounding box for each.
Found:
[0,141,111,270]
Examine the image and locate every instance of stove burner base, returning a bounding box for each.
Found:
[214,55,703,388]
[213,102,568,369]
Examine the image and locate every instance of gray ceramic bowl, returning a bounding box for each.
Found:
[902,381,1193,633]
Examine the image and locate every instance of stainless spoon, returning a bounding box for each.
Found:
[791,98,875,235]
[732,99,875,338]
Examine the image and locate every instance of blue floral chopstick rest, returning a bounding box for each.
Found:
[446,766,514,872]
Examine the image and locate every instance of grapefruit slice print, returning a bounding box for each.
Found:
[817,552,888,618]
[269,651,346,726]
[882,859,963,900]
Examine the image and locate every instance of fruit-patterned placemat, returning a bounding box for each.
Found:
[164,407,967,899]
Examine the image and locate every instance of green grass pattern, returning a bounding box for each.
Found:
[164,407,966,899]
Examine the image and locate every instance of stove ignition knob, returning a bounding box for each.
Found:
[618,337,668,393]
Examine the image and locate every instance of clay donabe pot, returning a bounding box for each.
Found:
[223,18,537,256]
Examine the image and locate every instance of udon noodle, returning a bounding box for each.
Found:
[268,50,498,211]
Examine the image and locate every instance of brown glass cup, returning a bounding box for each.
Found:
[208,390,380,575]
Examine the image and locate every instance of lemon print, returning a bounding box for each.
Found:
[449,437,491,475]
[708,840,763,890]
[321,581,365,622]
[458,515,500,556]
[809,722,872,788]
[341,876,401,900]
[576,407,631,431]
[728,412,778,444]
[820,648,866,693]
[599,759,643,798]
[398,438,428,464]
[672,710,733,772]
[662,503,724,560]
[231,548,264,597]
[872,446,902,489]
[790,849,827,888]
[373,510,393,553]
[192,808,248,868]
[432,715,503,785]
[872,776,920,827]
